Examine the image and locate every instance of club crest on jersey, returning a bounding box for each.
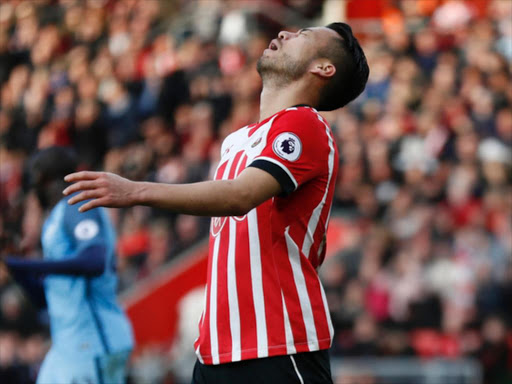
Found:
[251,137,262,148]
[222,145,233,157]
[74,219,99,240]
[272,132,302,162]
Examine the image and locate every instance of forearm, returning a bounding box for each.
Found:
[64,168,281,213]
[135,179,251,216]
[5,245,106,277]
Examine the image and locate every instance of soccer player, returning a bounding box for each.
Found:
[3,147,134,384]
[64,23,369,384]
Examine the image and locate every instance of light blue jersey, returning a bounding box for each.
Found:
[37,195,134,383]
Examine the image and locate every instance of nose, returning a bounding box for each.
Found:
[278,30,294,40]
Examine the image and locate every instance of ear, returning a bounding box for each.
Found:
[309,60,336,80]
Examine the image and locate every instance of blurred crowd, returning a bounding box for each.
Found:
[0,0,510,383]
[319,1,512,383]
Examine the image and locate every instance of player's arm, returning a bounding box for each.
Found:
[1,257,47,308]
[3,246,104,309]
[4,245,106,277]
[3,246,104,308]
[63,167,282,215]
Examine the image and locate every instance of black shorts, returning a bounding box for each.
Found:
[191,349,333,384]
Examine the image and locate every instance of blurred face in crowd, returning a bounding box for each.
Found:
[256,27,339,87]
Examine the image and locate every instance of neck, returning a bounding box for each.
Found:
[259,80,318,122]
[38,180,66,210]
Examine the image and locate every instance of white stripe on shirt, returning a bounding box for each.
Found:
[301,115,336,259]
[209,235,221,364]
[209,153,237,364]
[285,226,319,351]
[227,218,241,361]
[282,292,296,354]
[248,209,268,357]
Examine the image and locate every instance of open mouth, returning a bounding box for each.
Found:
[268,40,279,51]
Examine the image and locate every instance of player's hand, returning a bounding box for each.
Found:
[63,171,139,212]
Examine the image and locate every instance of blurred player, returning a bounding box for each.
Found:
[3,147,134,384]
[64,23,368,383]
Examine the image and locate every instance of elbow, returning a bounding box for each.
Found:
[230,203,250,217]
[81,245,107,277]
[228,183,256,216]
[229,197,252,216]
[88,261,105,277]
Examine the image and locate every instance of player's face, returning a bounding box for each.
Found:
[257,27,338,85]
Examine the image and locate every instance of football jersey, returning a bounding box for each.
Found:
[41,195,134,356]
[194,106,339,364]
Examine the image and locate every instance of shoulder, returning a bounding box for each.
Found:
[272,107,328,133]
[262,107,335,165]
[62,194,103,220]
[271,107,332,145]
[61,194,106,236]
[277,106,325,122]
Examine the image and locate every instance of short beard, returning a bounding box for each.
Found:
[256,52,309,88]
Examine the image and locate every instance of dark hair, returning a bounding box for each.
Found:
[317,22,369,111]
[26,146,78,208]
[28,146,78,187]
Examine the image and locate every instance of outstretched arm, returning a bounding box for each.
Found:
[4,245,106,277]
[3,245,106,309]
[63,167,282,215]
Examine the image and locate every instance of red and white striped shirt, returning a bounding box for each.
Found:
[194,106,339,365]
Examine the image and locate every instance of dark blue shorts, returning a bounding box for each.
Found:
[191,349,333,384]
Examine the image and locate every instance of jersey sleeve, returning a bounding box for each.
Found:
[63,197,108,255]
[248,108,331,196]
[5,246,106,278]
